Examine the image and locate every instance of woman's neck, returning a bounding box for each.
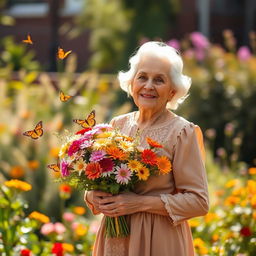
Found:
[136,108,170,129]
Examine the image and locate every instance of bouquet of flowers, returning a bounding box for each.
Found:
[52,120,172,238]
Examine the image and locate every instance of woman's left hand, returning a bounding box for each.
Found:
[98,192,143,217]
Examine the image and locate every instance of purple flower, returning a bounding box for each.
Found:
[166,39,180,51]
[61,160,70,177]
[89,150,106,162]
[237,46,251,61]
[190,32,209,49]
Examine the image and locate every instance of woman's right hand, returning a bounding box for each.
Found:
[85,190,112,213]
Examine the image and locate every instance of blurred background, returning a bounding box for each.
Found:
[0,0,256,255]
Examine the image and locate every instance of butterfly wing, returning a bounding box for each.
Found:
[22,34,33,44]
[86,110,96,127]
[73,110,96,128]
[23,121,43,139]
[60,90,72,102]
[47,164,60,172]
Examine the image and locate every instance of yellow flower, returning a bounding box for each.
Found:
[212,234,219,242]
[96,131,114,139]
[232,187,246,197]
[4,179,32,191]
[193,238,208,255]
[204,212,218,223]
[9,166,25,178]
[93,138,112,150]
[62,243,74,252]
[27,160,39,170]
[29,211,50,223]
[249,167,256,175]
[188,219,200,227]
[128,160,143,172]
[58,143,69,158]
[136,166,150,180]
[156,156,172,174]
[118,140,134,152]
[253,211,256,220]
[225,179,239,188]
[75,224,87,236]
[73,206,86,215]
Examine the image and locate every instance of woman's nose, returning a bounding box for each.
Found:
[144,80,154,89]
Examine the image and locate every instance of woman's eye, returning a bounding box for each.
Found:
[154,78,164,84]
[138,75,146,80]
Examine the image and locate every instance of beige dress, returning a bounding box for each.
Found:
[86,111,209,256]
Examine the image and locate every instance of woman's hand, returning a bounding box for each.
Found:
[98,192,143,217]
[85,190,112,213]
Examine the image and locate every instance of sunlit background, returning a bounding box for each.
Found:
[0,0,256,255]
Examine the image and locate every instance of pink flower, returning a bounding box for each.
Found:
[63,212,75,222]
[41,222,55,235]
[54,222,66,235]
[68,140,83,156]
[71,222,79,230]
[90,150,106,162]
[94,123,113,133]
[237,46,251,61]
[115,164,132,185]
[190,31,209,49]
[60,160,69,177]
[166,39,180,50]
[89,220,100,234]
[80,139,93,149]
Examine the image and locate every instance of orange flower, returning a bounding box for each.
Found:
[9,166,25,178]
[146,137,163,148]
[28,160,39,170]
[136,166,150,180]
[224,196,240,206]
[156,156,172,174]
[106,146,127,160]
[29,211,50,223]
[75,224,87,236]
[50,147,60,158]
[141,149,157,165]
[73,206,86,215]
[249,167,256,175]
[4,179,32,191]
[62,243,74,252]
[59,184,72,193]
[85,162,102,180]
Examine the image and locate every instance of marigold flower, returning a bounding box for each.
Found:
[247,180,256,194]
[249,167,256,175]
[9,166,25,178]
[4,179,32,191]
[251,194,256,208]
[156,156,172,174]
[29,211,50,223]
[27,160,39,170]
[75,223,87,236]
[141,149,157,165]
[188,219,200,227]
[62,243,74,253]
[73,206,86,215]
[106,146,127,160]
[146,137,163,148]
[136,166,150,180]
[225,179,238,188]
[224,196,240,206]
[85,162,102,180]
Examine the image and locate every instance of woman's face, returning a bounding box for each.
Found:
[131,54,175,113]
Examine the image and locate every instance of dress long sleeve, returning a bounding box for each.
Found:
[160,123,209,226]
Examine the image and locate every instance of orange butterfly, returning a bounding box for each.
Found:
[73,110,96,128]
[47,163,60,172]
[58,47,72,60]
[59,90,72,102]
[22,34,33,45]
[23,121,43,139]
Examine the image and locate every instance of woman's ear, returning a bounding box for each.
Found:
[168,90,176,101]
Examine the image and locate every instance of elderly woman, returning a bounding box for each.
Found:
[85,41,209,256]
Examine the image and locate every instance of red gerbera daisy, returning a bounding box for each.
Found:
[141,149,157,165]
[85,162,102,180]
[75,127,92,135]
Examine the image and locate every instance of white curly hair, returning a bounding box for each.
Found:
[118,41,191,110]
